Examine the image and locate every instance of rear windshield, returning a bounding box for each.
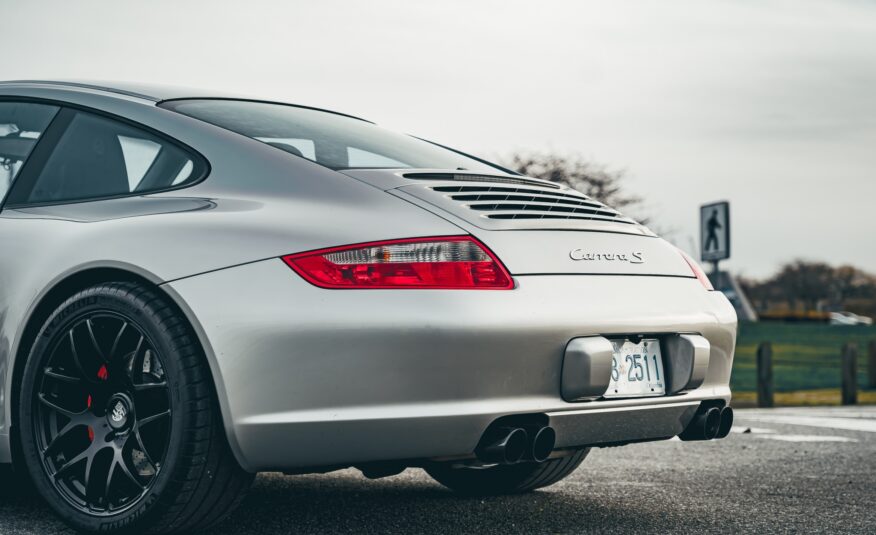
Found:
[160,99,500,172]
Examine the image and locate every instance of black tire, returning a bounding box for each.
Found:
[426,448,590,495]
[18,282,254,534]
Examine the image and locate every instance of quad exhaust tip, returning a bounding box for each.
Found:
[716,406,733,439]
[704,407,721,439]
[527,426,557,463]
[477,427,529,464]
[679,404,729,441]
[476,424,557,464]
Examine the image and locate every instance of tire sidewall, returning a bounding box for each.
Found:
[18,286,195,532]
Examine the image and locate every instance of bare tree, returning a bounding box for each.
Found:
[503,152,648,223]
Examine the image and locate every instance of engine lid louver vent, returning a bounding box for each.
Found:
[431,185,637,225]
[340,168,647,234]
[403,172,561,190]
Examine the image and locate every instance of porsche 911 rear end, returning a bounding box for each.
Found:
[1,85,736,534]
[154,98,737,486]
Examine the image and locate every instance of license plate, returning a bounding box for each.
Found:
[604,339,665,398]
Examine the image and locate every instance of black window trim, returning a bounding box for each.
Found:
[0,95,210,211]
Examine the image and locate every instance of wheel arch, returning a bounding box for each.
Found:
[7,265,248,471]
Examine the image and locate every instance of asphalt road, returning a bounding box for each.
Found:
[2,406,875,534]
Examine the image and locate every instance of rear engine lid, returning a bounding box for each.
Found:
[340,168,650,236]
[338,169,691,277]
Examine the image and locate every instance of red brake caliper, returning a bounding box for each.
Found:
[87,365,109,442]
[87,395,94,442]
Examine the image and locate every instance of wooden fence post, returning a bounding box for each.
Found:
[757,342,774,408]
[868,340,876,389]
[841,342,857,406]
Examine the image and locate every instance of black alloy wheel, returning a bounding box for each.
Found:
[19,283,253,534]
[33,313,171,514]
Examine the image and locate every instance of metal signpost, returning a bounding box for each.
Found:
[700,201,730,276]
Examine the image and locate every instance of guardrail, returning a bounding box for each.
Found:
[754,339,876,407]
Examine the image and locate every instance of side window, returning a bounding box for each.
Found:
[24,111,203,205]
[0,102,59,202]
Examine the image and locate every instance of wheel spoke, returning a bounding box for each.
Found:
[138,410,170,428]
[68,331,96,383]
[53,449,89,479]
[114,450,145,490]
[132,430,156,469]
[42,420,82,456]
[38,393,82,419]
[83,451,95,490]
[109,321,128,359]
[125,335,145,384]
[85,319,106,363]
[103,458,117,503]
[44,367,80,383]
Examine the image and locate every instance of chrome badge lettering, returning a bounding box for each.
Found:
[570,249,644,264]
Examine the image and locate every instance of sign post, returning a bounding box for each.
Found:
[700,201,730,279]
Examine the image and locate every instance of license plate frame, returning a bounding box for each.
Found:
[603,338,666,399]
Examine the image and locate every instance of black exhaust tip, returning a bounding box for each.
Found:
[528,426,557,463]
[476,427,528,464]
[715,406,734,439]
[679,406,722,441]
[704,407,721,439]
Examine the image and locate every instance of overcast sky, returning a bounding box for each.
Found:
[3,0,875,278]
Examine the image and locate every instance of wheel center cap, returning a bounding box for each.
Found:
[106,394,134,431]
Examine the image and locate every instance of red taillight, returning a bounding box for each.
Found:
[282,236,514,289]
[678,249,714,290]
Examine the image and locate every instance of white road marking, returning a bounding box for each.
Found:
[729,426,775,434]
[742,409,876,420]
[755,434,858,443]
[735,414,876,434]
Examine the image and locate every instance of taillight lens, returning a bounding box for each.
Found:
[282,236,514,289]
[678,249,714,290]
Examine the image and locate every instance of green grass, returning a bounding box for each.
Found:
[732,389,876,408]
[732,321,876,393]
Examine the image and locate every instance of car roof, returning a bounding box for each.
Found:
[0,79,374,123]
[0,79,238,102]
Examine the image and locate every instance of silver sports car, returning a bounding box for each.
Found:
[0,80,736,533]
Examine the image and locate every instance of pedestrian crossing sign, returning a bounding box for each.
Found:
[701,201,730,262]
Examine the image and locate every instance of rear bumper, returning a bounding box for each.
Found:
[165,260,736,472]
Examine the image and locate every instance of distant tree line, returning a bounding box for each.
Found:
[740,261,876,318]
[503,151,649,224]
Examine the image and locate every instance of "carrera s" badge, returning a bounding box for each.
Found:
[569,250,644,264]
